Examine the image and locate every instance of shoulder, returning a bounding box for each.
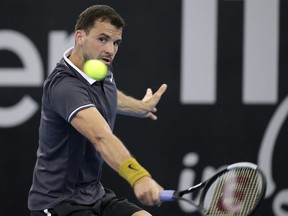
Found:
[46,60,85,90]
[44,60,90,103]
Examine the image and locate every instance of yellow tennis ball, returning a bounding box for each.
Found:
[83,59,108,80]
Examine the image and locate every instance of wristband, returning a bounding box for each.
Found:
[119,158,151,187]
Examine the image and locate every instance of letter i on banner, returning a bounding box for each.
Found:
[180,0,217,104]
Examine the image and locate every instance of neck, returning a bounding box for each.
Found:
[68,48,84,70]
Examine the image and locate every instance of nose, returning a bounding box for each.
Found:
[105,42,116,55]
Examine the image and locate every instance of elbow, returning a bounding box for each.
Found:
[91,136,105,151]
[89,130,111,152]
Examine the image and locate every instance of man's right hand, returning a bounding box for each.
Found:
[133,176,164,206]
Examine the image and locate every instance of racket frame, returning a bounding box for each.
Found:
[162,162,266,216]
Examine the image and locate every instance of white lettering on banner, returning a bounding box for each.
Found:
[243,0,279,104]
[0,30,43,127]
[0,30,73,127]
[178,93,288,215]
[180,0,217,104]
[0,96,38,128]
[258,95,288,215]
[273,189,288,216]
[177,152,199,212]
[0,30,43,86]
[181,0,279,105]
[259,96,288,197]
[48,31,74,75]
[178,152,224,212]
[179,1,284,213]
[178,96,288,214]
[179,95,288,214]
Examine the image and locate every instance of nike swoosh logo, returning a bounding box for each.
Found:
[128,164,138,171]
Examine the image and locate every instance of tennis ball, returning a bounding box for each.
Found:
[83,59,108,80]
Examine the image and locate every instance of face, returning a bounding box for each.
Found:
[76,20,123,66]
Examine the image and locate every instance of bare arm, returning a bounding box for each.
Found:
[117,84,167,120]
[71,107,131,171]
[71,107,163,205]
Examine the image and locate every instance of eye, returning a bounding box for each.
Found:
[114,40,122,46]
[99,37,108,42]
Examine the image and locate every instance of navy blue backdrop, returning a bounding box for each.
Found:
[0,0,287,215]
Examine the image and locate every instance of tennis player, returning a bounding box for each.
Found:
[28,5,167,216]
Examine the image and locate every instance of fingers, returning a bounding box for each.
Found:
[141,84,167,120]
[134,177,163,206]
[142,88,153,102]
[151,84,167,104]
[143,84,167,103]
[147,112,157,121]
[146,88,153,96]
[155,84,168,97]
[138,189,162,206]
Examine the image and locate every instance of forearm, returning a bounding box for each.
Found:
[96,134,151,187]
[117,90,148,117]
[117,84,167,120]
[94,131,132,172]
[71,107,151,186]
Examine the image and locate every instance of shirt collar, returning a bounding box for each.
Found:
[63,47,97,85]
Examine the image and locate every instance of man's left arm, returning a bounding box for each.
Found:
[117,84,167,120]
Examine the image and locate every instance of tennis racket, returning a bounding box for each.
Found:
[160,162,266,216]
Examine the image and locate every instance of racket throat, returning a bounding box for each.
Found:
[181,182,204,196]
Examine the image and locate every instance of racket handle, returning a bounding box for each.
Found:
[159,190,176,201]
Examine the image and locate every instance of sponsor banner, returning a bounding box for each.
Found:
[0,0,287,215]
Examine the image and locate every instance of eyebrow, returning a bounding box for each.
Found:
[99,33,122,43]
[99,33,111,38]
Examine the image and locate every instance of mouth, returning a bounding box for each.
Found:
[99,57,112,65]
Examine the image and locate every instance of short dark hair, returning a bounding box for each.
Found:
[75,5,125,33]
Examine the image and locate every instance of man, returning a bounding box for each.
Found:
[28,4,167,216]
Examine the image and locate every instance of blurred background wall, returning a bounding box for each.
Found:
[0,0,287,215]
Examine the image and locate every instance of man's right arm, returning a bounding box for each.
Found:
[70,106,163,206]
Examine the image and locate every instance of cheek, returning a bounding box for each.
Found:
[86,42,102,54]
[83,47,101,60]
[114,46,119,54]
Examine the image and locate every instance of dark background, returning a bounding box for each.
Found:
[0,0,287,215]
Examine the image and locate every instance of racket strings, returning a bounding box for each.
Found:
[202,168,264,215]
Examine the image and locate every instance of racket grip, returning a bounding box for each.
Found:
[159,190,176,201]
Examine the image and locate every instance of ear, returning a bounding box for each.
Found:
[75,30,85,46]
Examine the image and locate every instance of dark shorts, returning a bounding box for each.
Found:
[30,188,143,216]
